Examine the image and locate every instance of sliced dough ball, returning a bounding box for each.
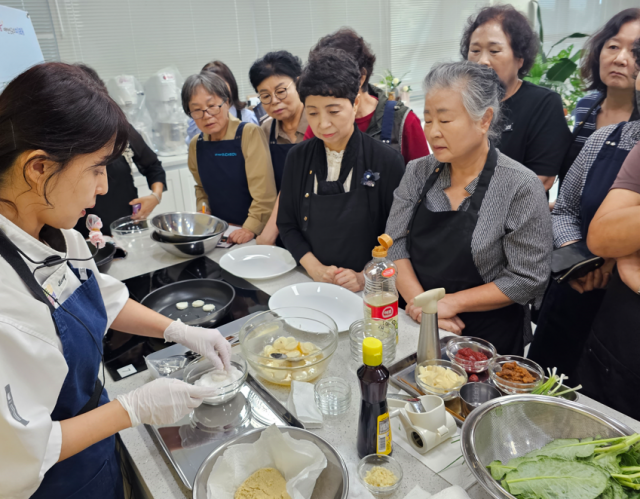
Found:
[286,350,301,359]
[262,345,275,357]
[191,300,205,308]
[176,302,188,310]
[273,337,287,350]
[300,342,317,355]
[283,337,299,351]
[202,304,216,312]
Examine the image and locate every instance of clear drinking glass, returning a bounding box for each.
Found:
[314,377,351,416]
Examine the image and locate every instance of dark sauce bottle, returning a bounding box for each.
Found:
[357,337,392,458]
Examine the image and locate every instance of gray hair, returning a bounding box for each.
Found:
[181,71,232,115]
[423,61,506,142]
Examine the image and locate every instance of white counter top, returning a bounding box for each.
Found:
[105,235,640,499]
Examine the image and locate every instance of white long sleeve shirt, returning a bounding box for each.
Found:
[0,215,128,499]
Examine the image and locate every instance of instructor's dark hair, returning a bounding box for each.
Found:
[202,60,246,111]
[460,5,538,77]
[249,50,303,91]
[634,38,640,68]
[581,8,640,92]
[311,28,377,91]
[74,63,107,91]
[0,62,129,211]
[297,49,361,105]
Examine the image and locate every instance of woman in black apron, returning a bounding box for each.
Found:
[277,49,404,292]
[0,63,231,498]
[529,120,640,376]
[182,71,277,245]
[385,61,553,355]
[72,65,166,236]
[558,9,640,185]
[248,51,307,246]
[574,139,640,419]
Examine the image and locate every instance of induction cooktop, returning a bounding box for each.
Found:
[103,256,270,381]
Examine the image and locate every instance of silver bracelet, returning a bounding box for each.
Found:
[150,192,161,204]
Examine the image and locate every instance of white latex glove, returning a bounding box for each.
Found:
[163,321,231,371]
[116,378,218,427]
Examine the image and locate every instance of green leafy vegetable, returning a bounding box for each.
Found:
[488,460,517,481]
[504,457,609,498]
[487,434,640,498]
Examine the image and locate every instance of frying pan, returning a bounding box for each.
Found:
[87,241,117,273]
[140,279,235,328]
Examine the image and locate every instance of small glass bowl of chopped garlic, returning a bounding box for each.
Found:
[239,308,338,386]
[415,359,468,401]
[358,454,403,496]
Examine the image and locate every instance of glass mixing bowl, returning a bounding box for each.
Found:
[239,307,338,386]
[183,354,247,405]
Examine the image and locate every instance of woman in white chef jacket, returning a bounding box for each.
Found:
[0,63,231,499]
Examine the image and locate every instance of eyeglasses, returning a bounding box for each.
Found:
[190,103,225,120]
[258,81,293,105]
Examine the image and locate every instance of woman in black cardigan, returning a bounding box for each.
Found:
[277,49,405,292]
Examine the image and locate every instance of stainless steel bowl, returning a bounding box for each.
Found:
[193,426,349,499]
[461,394,635,499]
[459,382,501,417]
[152,230,222,257]
[151,212,228,243]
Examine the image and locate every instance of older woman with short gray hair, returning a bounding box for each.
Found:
[386,61,552,355]
[182,71,276,244]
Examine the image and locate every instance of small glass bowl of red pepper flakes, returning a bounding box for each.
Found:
[446,337,497,374]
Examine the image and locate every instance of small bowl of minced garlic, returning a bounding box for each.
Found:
[358,454,403,496]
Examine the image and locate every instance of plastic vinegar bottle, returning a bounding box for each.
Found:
[363,234,399,344]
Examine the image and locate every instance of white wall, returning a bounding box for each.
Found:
[4,0,640,98]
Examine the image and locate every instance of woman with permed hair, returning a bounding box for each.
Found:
[461,4,572,192]
[560,8,640,183]
[277,49,405,292]
[385,61,553,355]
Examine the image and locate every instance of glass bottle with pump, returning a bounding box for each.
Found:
[357,337,392,458]
[363,234,399,343]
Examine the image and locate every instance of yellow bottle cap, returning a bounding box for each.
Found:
[362,337,383,366]
[372,234,394,258]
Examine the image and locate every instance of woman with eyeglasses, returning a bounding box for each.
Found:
[248,51,307,246]
[182,71,277,244]
[184,60,259,145]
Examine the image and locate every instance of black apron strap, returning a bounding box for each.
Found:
[380,100,396,144]
[0,229,55,313]
[269,119,277,144]
[571,95,604,141]
[235,121,247,140]
[77,379,103,416]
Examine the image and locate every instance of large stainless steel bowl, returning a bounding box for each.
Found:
[151,212,228,243]
[193,426,348,499]
[461,394,635,499]
[151,230,222,257]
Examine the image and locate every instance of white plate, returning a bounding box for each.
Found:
[219,245,296,280]
[268,282,363,332]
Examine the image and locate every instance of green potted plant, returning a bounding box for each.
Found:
[380,70,408,100]
[525,1,589,122]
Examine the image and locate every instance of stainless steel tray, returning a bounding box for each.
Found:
[146,314,302,490]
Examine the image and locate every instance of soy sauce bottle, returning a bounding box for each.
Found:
[357,337,392,458]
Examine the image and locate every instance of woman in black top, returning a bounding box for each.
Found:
[461,5,572,192]
[73,65,166,236]
[277,49,404,292]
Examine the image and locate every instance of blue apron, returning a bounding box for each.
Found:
[529,123,632,376]
[268,120,295,192]
[0,230,123,499]
[196,122,252,226]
